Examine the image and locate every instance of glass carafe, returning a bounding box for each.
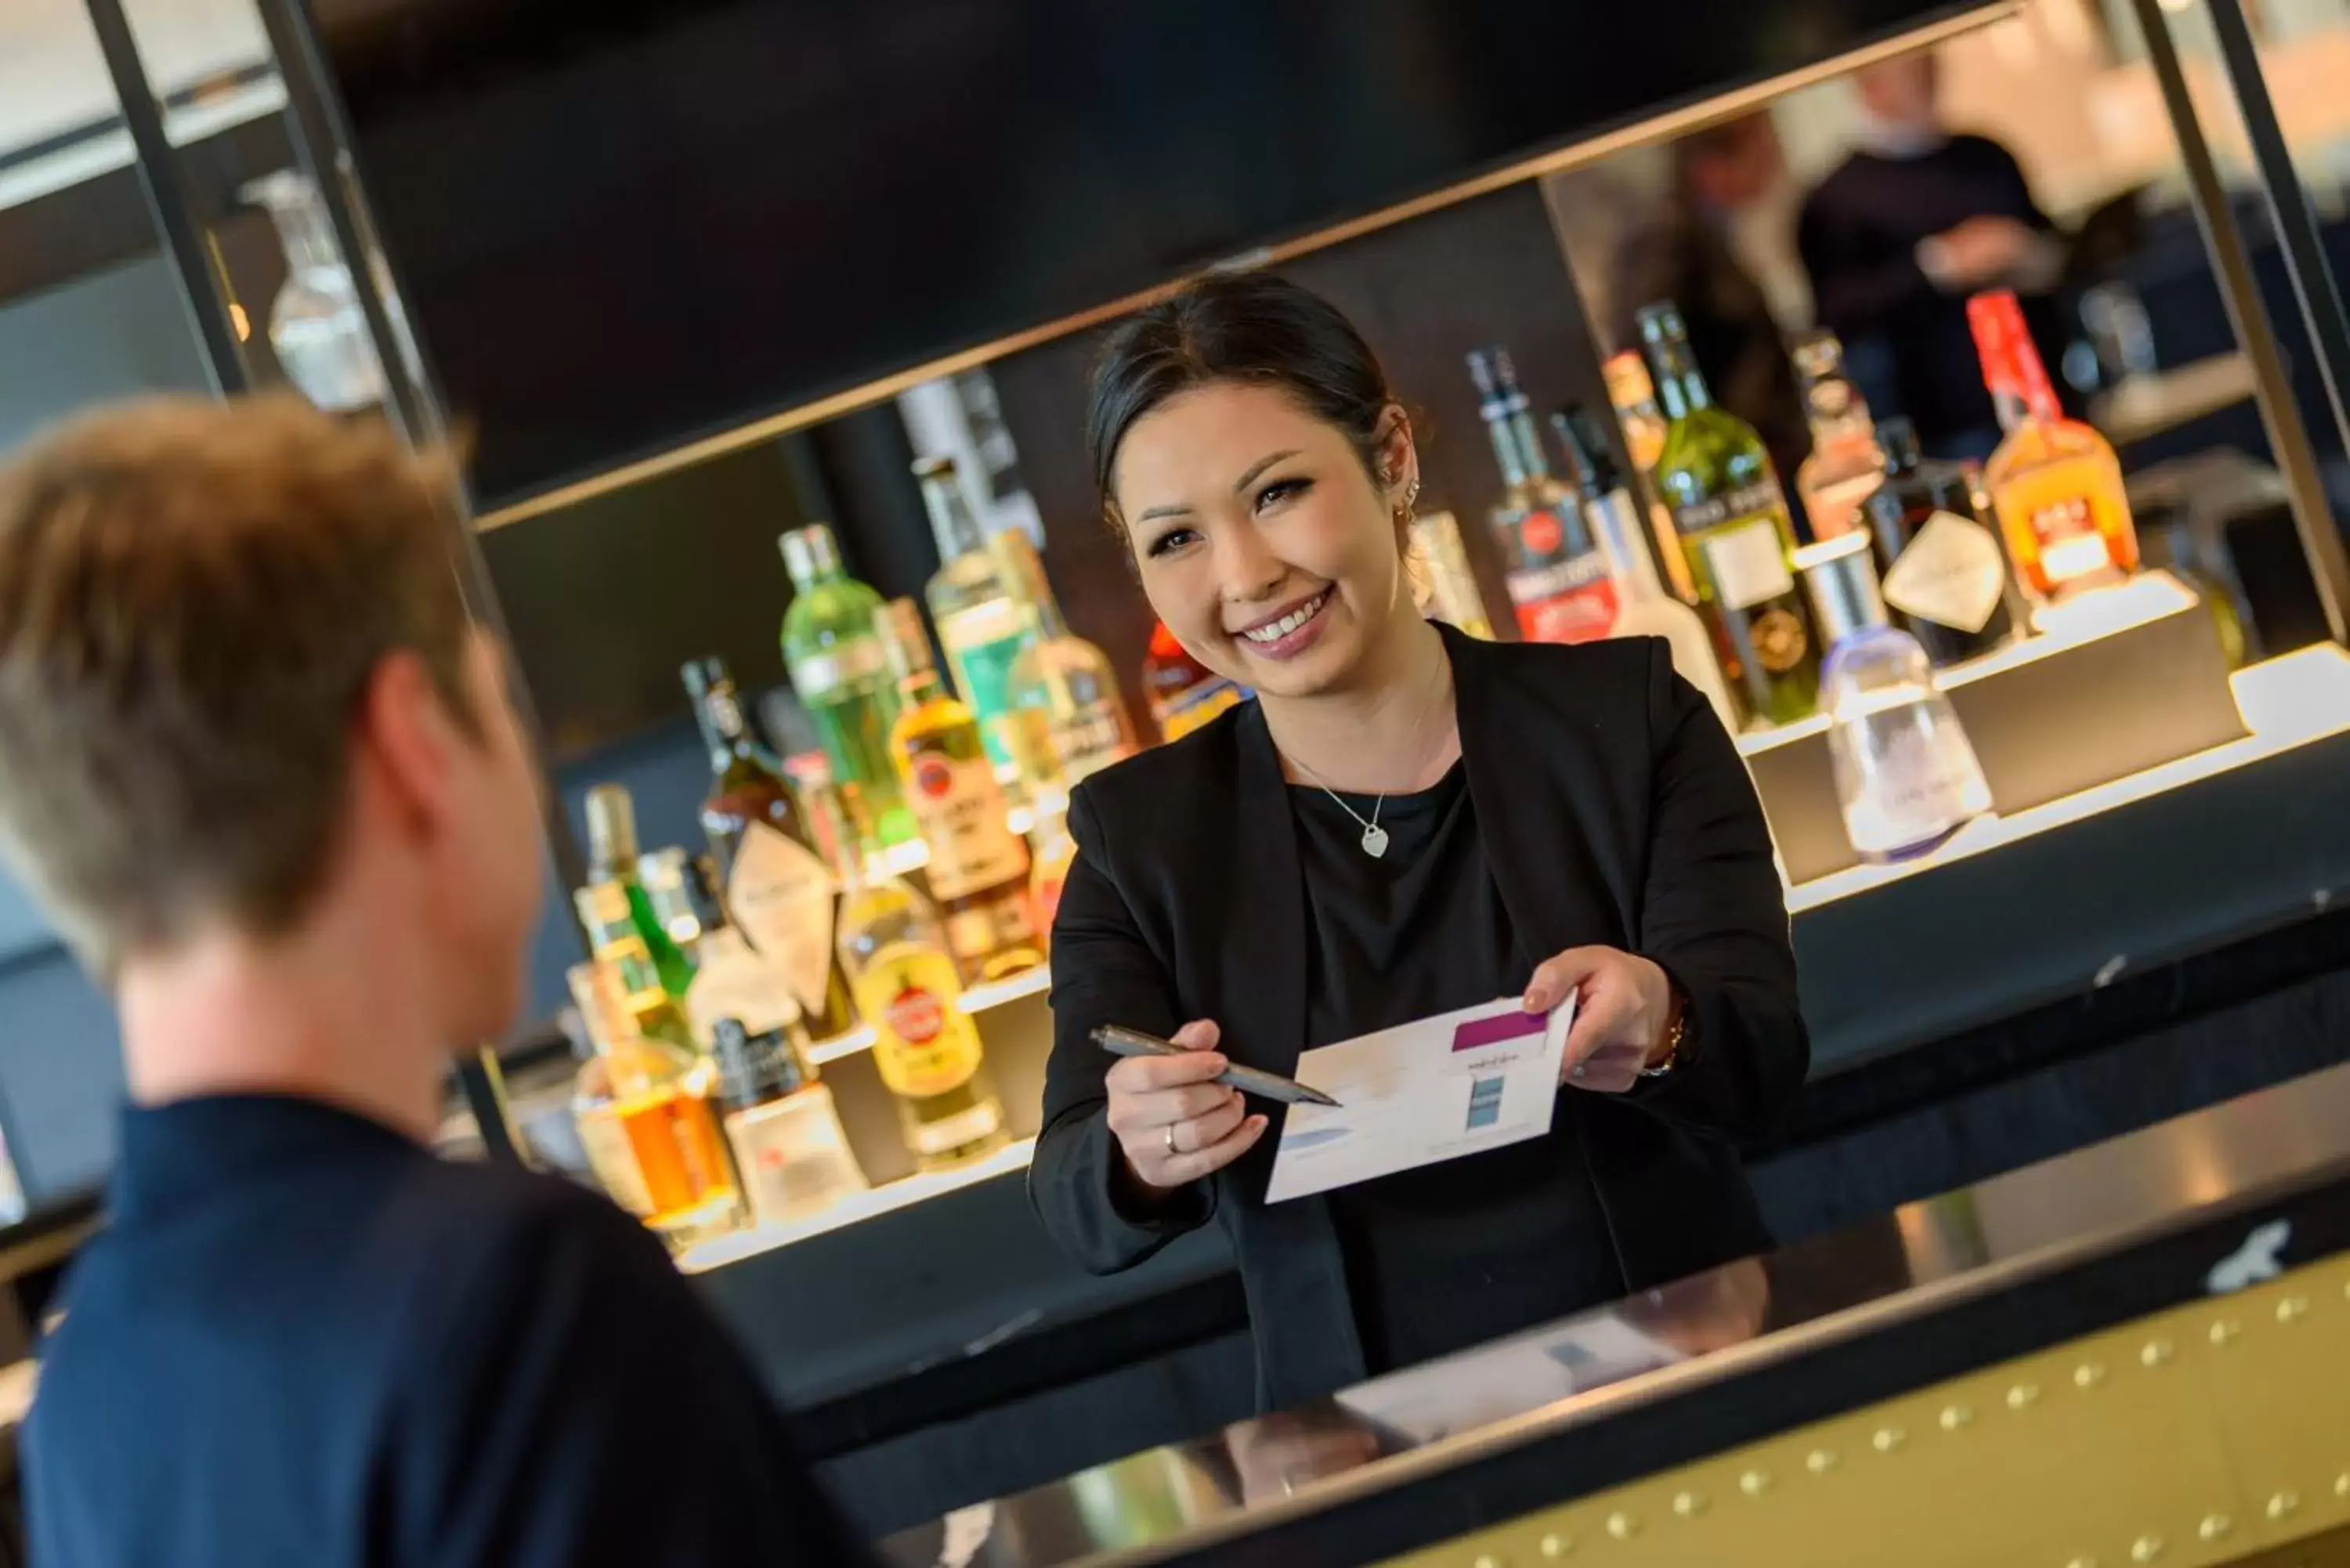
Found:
[240,172,384,413]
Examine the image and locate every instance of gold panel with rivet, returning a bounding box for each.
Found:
[1379,1252,2350,1568]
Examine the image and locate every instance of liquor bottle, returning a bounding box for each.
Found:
[638,847,707,960]
[877,598,1046,982]
[1639,300,1820,727]
[1795,533,1991,862]
[815,780,1010,1169]
[1859,417,2019,667]
[993,529,1141,787]
[1466,347,1617,645]
[1405,511,1495,639]
[682,876,815,1057]
[1602,350,1700,603]
[779,524,913,849]
[682,657,861,1041]
[566,960,741,1245]
[1144,621,1245,742]
[239,170,383,414]
[583,784,697,999]
[573,879,700,1055]
[1790,330,1887,542]
[914,455,1039,792]
[1550,406,1740,732]
[1028,804,1079,931]
[1968,290,2138,602]
[710,1017,868,1227]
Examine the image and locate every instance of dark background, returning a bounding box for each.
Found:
[313,0,1986,508]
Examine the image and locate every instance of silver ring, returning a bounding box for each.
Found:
[1164,1122,1180,1155]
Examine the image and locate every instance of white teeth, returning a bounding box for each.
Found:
[1242,593,1325,645]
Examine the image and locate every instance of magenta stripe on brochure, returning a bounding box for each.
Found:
[1451,1010,1547,1052]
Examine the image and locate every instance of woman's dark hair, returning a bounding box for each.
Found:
[1086,272,1399,529]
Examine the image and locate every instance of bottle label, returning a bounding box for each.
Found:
[725,1086,866,1227]
[1745,606,1812,674]
[1507,548,1620,645]
[1701,518,1797,612]
[904,749,1027,901]
[685,926,801,1045]
[938,603,1029,731]
[2030,494,2112,587]
[942,898,1039,967]
[1047,703,1130,778]
[577,882,667,1009]
[1156,677,1245,741]
[790,634,889,699]
[910,1100,1006,1159]
[1672,480,1783,534]
[1883,511,2007,634]
[726,822,837,1018]
[855,943,988,1100]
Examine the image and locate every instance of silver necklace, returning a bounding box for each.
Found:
[1289,657,1449,861]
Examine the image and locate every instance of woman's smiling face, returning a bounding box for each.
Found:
[1112,380,1415,700]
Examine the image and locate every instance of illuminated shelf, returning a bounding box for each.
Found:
[958,965,1052,1014]
[805,1024,877,1067]
[676,1136,1037,1273]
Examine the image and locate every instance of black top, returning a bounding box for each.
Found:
[1296,764,1625,1374]
[25,1094,866,1568]
[1797,135,2066,452]
[1035,627,1808,1410]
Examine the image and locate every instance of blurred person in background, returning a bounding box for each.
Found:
[1031,273,1806,1410]
[1607,113,1813,492]
[1799,50,2070,461]
[0,399,864,1568]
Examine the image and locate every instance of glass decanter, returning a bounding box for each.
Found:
[240,171,384,413]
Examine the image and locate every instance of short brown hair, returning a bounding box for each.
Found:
[0,396,478,977]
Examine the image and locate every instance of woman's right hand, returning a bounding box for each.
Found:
[1104,1019,1271,1190]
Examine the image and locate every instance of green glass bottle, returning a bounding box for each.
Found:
[1639,301,1820,727]
[581,783,698,1002]
[779,524,913,849]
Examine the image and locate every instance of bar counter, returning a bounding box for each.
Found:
[880,1055,2350,1568]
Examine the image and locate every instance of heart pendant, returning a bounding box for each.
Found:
[1360,824,1391,859]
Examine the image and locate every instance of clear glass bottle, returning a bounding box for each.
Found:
[1968,290,2139,603]
[1405,512,1495,639]
[813,780,1010,1169]
[877,598,1044,983]
[1466,347,1618,645]
[993,529,1140,789]
[1795,533,1991,863]
[914,455,1039,793]
[1550,406,1740,734]
[1790,330,1887,543]
[240,171,384,414]
[710,1017,867,1227]
[779,524,913,850]
[1640,300,1820,727]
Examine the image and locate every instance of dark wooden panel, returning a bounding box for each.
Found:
[987,179,1614,715]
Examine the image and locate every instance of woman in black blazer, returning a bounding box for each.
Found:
[1031,273,1808,1409]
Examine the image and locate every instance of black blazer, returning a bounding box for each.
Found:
[1029,625,1808,1408]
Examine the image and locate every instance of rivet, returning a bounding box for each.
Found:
[2268,1490,2299,1520]
[1872,1426,1906,1453]
[2198,1515,2232,1542]
[1605,1511,1639,1541]
[2074,1361,2106,1389]
[2141,1339,2175,1367]
[1672,1490,1705,1519]
[2209,1317,2241,1346]
[1806,1447,1838,1475]
[1538,1533,1574,1559]
[2008,1382,2041,1411]
[1739,1469,1772,1498]
[2276,1295,2309,1324]
[2131,1534,2164,1563]
[1940,1403,1974,1432]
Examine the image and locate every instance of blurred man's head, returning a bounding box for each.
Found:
[1854,52,1941,133]
[1676,114,1788,211]
[0,397,544,1050]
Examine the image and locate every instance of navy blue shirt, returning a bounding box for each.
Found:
[25,1094,864,1567]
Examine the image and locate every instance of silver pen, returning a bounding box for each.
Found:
[1092,1025,1343,1108]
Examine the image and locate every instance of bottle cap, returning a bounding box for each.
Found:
[1792,533,1886,649]
[1603,351,1656,410]
[1464,347,1504,399]
[680,655,730,700]
[712,1017,810,1109]
[1877,417,1923,473]
[778,525,841,587]
[1635,301,1688,343]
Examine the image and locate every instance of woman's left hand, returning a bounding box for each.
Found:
[1523,946,1678,1093]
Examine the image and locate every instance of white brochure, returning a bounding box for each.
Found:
[1263,993,1574,1205]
